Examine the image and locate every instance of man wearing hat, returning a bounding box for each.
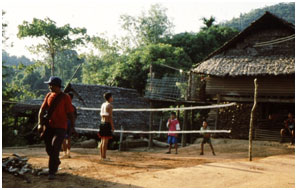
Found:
[38,76,76,180]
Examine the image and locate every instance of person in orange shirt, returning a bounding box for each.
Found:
[38,76,76,180]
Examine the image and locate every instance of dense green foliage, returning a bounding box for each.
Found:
[17,17,88,75]
[162,24,238,63]
[82,6,238,93]
[2,51,34,66]
[221,2,295,31]
[120,4,174,47]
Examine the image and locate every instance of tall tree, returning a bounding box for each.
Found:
[111,43,192,93]
[120,4,174,47]
[55,49,84,83]
[2,10,8,44]
[17,17,88,75]
[201,16,216,30]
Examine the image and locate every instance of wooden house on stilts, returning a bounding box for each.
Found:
[191,12,295,141]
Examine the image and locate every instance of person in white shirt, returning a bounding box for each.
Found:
[98,92,115,161]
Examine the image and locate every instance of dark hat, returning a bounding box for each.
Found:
[44,76,63,87]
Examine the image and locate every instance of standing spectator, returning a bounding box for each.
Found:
[166,112,180,154]
[98,92,115,161]
[200,121,215,156]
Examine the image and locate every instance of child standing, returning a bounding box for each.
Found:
[166,112,180,154]
[200,121,215,156]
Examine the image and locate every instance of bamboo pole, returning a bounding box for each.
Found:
[181,72,191,147]
[148,64,153,148]
[249,78,258,161]
[119,126,124,151]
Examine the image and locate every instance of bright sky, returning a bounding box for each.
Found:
[2,0,291,60]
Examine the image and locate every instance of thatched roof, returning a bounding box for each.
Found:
[194,55,294,77]
[67,83,150,134]
[13,84,150,134]
[12,100,43,115]
[193,12,295,77]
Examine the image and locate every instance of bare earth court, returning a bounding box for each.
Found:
[2,139,295,188]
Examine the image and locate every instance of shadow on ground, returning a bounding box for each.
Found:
[2,172,139,188]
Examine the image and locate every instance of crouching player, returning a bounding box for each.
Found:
[166,112,180,154]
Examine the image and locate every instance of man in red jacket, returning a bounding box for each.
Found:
[38,76,76,180]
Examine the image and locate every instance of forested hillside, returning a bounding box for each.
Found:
[221,2,295,31]
[2,51,34,66]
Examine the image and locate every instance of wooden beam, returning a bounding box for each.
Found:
[249,78,258,161]
[220,96,294,103]
[181,110,188,147]
[148,64,153,148]
[214,94,221,130]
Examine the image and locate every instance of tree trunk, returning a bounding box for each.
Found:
[249,78,258,161]
[51,53,55,76]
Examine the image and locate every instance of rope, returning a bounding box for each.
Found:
[77,102,236,112]
[75,128,231,134]
[255,34,294,45]
[254,35,295,47]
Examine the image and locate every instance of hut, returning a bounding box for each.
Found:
[191,12,295,140]
[12,83,150,137]
[66,83,149,134]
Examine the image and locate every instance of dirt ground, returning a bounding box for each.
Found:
[2,138,295,188]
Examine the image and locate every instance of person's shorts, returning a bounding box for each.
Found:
[283,128,294,136]
[168,136,178,144]
[98,122,113,139]
[202,137,211,144]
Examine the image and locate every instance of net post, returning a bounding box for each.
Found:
[149,101,153,149]
[181,110,188,147]
[148,63,153,149]
[119,126,124,151]
[249,78,258,161]
[214,94,221,131]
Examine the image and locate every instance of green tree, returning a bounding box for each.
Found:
[55,49,84,83]
[2,10,8,44]
[82,35,121,85]
[120,4,173,47]
[164,25,238,64]
[112,43,192,93]
[17,17,88,76]
[201,16,216,30]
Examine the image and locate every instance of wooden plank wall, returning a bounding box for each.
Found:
[205,75,295,97]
